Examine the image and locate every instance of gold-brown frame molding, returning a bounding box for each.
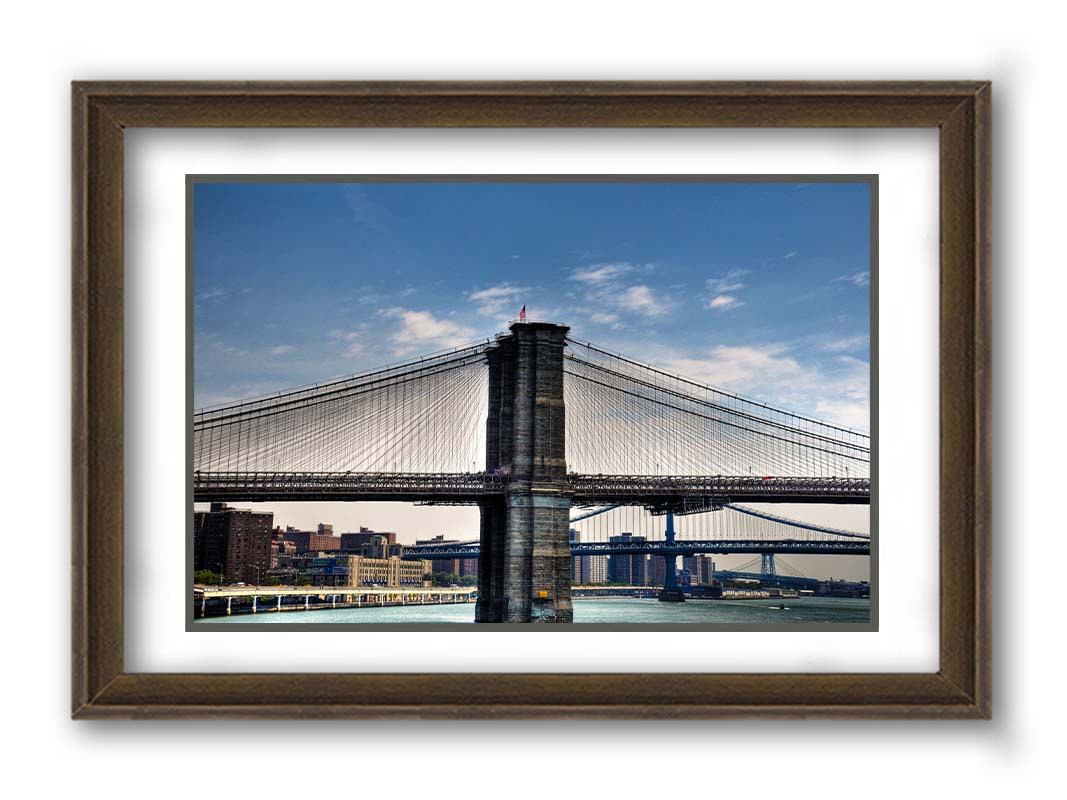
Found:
[72,81,991,719]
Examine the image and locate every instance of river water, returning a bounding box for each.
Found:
[194,596,869,625]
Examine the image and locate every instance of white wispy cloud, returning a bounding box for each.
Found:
[834,271,870,287]
[380,308,475,355]
[268,344,296,356]
[329,330,365,359]
[615,285,668,317]
[820,334,869,353]
[568,308,625,330]
[570,262,638,286]
[815,356,870,430]
[705,269,749,295]
[814,398,869,430]
[782,251,799,260]
[589,311,621,326]
[467,283,530,316]
[568,263,670,319]
[666,344,800,390]
[197,287,227,301]
[706,295,742,311]
[704,269,750,312]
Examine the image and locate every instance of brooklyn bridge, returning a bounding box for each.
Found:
[194,321,871,623]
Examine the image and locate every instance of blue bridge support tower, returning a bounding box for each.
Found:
[657,513,686,603]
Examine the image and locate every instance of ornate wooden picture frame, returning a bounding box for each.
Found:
[72,81,990,719]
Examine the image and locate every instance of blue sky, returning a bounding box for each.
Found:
[194,180,871,430]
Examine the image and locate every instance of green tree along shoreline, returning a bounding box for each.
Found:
[193,569,221,585]
[430,572,478,587]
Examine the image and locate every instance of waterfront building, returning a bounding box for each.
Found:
[360,533,397,560]
[607,533,648,585]
[570,529,582,582]
[682,555,716,586]
[580,555,608,585]
[649,554,678,587]
[431,558,462,575]
[193,510,208,565]
[193,502,274,584]
[342,555,430,587]
[270,539,297,568]
[279,554,432,588]
[340,527,398,550]
[283,526,342,554]
[570,528,607,585]
[459,557,479,577]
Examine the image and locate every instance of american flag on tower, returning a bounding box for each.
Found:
[518,305,526,322]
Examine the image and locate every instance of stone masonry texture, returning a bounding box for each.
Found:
[477,322,572,623]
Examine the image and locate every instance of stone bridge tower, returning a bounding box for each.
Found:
[476,321,573,623]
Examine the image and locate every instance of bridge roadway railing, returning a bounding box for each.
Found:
[193,585,478,599]
[193,471,869,505]
[570,539,869,556]
[193,470,509,503]
[569,474,870,506]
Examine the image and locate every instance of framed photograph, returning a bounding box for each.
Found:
[72,81,990,718]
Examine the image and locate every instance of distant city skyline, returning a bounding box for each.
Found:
[195,500,869,583]
[193,179,871,582]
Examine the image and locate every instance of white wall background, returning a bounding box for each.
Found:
[0,1,1055,797]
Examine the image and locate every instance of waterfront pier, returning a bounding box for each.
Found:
[194,585,477,619]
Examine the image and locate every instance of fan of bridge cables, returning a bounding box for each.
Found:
[193,340,491,474]
[562,336,870,479]
[729,554,807,578]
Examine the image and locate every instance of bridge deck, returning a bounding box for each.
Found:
[193,471,870,505]
[569,474,869,505]
[403,539,869,558]
[193,471,508,503]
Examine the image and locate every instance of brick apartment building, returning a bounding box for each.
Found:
[193,503,274,584]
